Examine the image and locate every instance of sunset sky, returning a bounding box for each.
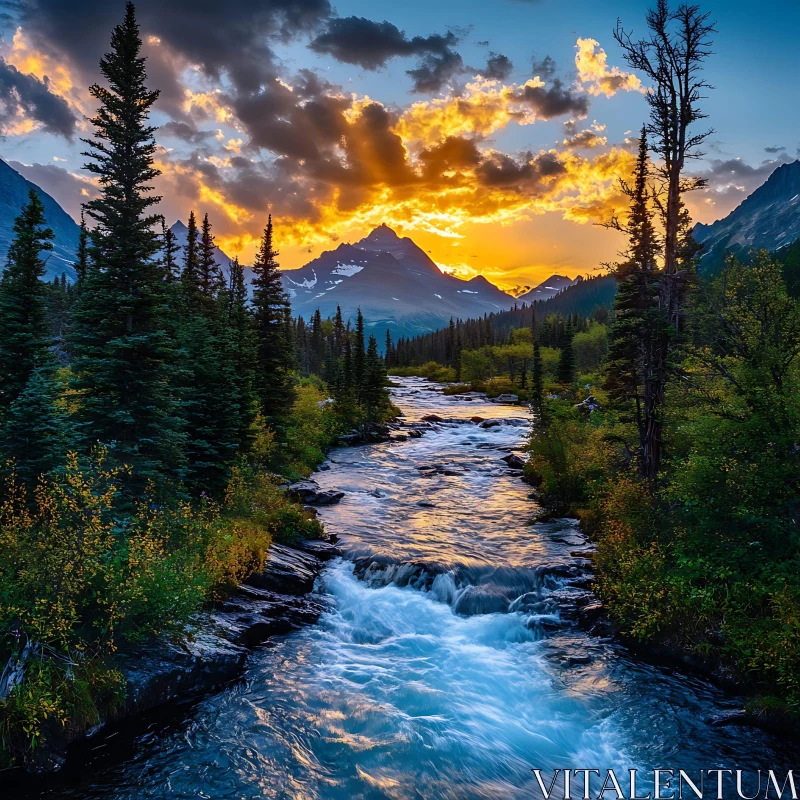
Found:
[1,0,798,291]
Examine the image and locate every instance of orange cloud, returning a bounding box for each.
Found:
[5,27,90,121]
[575,37,643,98]
[393,77,543,145]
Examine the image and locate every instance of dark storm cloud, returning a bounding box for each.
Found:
[476,150,566,188]
[418,136,482,179]
[159,120,216,144]
[515,78,589,120]
[0,57,76,138]
[309,17,458,71]
[16,0,332,95]
[480,52,513,80]
[406,47,464,93]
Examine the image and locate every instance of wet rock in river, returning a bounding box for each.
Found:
[502,453,527,470]
[245,543,324,596]
[422,414,444,422]
[288,480,344,505]
[293,538,342,561]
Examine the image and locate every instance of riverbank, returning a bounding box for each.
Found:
[525,392,800,739]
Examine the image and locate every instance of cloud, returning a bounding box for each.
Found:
[514,78,589,120]
[158,120,217,144]
[309,16,460,73]
[0,56,76,138]
[575,37,643,97]
[764,145,786,154]
[531,54,556,79]
[10,0,638,268]
[16,0,333,99]
[562,129,607,149]
[480,52,513,81]
[406,47,464,93]
[393,76,584,146]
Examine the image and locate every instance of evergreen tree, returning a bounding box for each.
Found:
[385,329,393,368]
[70,2,184,490]
[0,189,55,412]
[75,209,90,283]
[199,212,224,305]
[161,217,180,282]
[362,334,387,418]
[181,210,202,310]
[354,308,366,398]
[333,305,345,355]
[310,309,324,375]
[175,211,241,495]
[557,322,576,385]
[0,368,68,488]
[251,214,294,426]
[225,255,258,448]
[605,128,662,470]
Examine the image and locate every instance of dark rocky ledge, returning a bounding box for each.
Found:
[28,540,339,773]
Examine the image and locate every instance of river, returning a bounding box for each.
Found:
[24,377,799,799]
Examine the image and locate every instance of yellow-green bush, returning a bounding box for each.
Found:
[0,450,322,760]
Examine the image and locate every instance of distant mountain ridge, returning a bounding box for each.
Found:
[280,224,519,340]
[516,274,581,304]
[694,160,800,272]
[0,158,81,281]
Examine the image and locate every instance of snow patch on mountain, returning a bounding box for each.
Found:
[286,270,318,289]
[331,263,364,277]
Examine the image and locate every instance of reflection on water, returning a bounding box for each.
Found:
[28,378,799,799]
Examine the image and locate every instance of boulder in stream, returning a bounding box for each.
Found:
[245,543,324,596]
[288,480,344,505]
[502,453,527,470]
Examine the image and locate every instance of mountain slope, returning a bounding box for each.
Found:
[694,160,800,273]
[516,274,580,303]
[281,224,516,339]
[0,158,81,281]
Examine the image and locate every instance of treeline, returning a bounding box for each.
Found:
[0,4,388,764]
[528,2,800,717]
[392,305,607,371]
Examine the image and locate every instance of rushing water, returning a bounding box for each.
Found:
[22,378,799,799]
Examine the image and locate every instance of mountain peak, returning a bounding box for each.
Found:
[170,219,188,232]
[365,223,400,242]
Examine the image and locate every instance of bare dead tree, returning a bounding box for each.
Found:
[611,1,715,482]
[615,0,715,329]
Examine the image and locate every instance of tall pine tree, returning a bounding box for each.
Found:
[251,214,294,427]
[0,189,55,413]
[605,128,662,472]
[70,2,184,490]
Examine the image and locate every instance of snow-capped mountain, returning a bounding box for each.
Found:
[516,274,580,304]
[280,224,517,339]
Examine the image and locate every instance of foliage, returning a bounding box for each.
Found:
[0,450,321,758]
[529,251,800,711]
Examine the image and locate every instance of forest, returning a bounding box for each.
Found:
[0,5,392,764]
